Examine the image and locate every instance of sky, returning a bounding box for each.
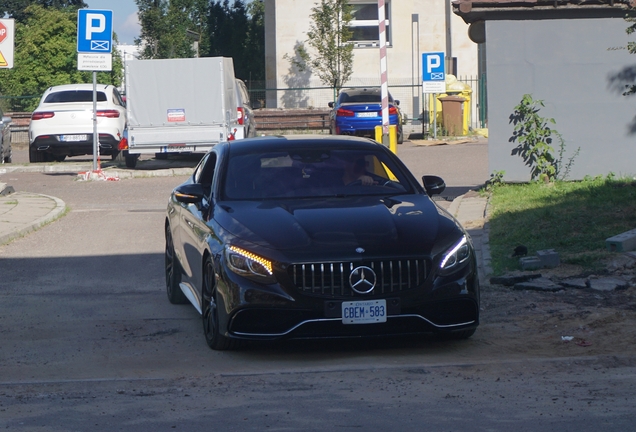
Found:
[84,0,140,45]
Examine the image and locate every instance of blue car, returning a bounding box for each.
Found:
[328,88,404,144]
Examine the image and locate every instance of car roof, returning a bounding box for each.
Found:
[44,84,114,93]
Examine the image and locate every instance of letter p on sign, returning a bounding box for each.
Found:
[85,13,106,40]
[427,55,440,74]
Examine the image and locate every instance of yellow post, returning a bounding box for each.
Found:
[388,125,397,154]
[375,125,382,143]
[375,125,398,155]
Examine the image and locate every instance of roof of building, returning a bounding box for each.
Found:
[453,0,635,23]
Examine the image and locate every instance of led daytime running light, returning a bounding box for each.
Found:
[440,235,468,269]
[229,246,273,275]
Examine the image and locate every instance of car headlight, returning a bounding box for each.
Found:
[225,245,276,283]
[439,235,471,275]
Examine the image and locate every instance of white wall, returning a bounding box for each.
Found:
[265,0,478,121]
[487,18,636,181]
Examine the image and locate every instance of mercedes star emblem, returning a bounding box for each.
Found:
[349,266,377,294]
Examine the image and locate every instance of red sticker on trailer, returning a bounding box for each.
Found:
[167,109,185,122]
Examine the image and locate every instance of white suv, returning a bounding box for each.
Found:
[29,84,126,162]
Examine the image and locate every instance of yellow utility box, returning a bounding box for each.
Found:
[425,75,472,136]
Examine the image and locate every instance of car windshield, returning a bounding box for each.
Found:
[223,147,412,200]
[338,91,393,104]
[44,90,107,103]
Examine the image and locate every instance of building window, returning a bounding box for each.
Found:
[349,2,391,48]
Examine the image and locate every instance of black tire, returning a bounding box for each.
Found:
[155,153,168,160]
[1,145,10,163]
[165,226,188,305]
[202,256,234,350]
[54,155,66,162]
[397,125,404,144]
[125,153,138,168]
[29,147,45,163]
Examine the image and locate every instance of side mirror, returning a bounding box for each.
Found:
[328,101,334,108]
[422,175,445,196]
[174,183,206,204]
[395,100,400,106]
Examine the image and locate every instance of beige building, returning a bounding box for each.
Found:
[264,0,478,124]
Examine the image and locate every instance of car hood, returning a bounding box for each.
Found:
[213,194,462,261]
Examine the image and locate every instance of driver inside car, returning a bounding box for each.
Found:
[341,155,376,186]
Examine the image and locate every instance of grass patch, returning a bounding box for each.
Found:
[487,176,636,275]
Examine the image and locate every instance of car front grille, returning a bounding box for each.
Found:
[288,259,428,297]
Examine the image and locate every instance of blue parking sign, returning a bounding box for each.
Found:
[422,52,445,82]
[77,10,113,53]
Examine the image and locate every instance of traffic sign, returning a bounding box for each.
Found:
[0,21,8,43]
[422,52,445,93]
[77,9,113,53]
[0,19,15,69]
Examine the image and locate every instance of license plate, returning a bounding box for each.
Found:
[356,112,378,118]
[342,300,386,324]
[60,134,87,142]
[164,146,194,153]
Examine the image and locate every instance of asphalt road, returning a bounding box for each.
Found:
[2,140,636,431]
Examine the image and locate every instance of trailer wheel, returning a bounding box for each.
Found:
[125,153,138,168]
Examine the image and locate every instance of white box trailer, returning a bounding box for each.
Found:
[124,57,242,164]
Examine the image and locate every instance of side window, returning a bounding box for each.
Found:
[196,152,217,197]
[237,81,250,106]
[112,88,125,107]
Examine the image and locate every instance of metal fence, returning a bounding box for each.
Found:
[3,75,487,142]
[244,74,487,135]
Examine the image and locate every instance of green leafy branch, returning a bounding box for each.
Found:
[508,94,579,182]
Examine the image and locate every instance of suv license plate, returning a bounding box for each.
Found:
[342,300,387,324]
[61,135,87,142]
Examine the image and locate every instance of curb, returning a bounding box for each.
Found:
[0,164,195,177]
[0,192,67,246]
[447,193,492,287]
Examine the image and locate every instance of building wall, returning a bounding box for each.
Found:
[487,18,636,181]
[264,0,478,122]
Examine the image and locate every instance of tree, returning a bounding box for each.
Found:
[624,12,636,96]
[205,0,264,81]
[1,0,87,24]
[244,0,265,81]
[287,0,354,97]
[135,0,209,59]
[0,5,123,112]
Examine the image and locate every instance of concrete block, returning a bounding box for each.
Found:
[536,249,560,268]
[606,228,636,252]
[513,277,563,292]
[490,273,542,286]
[520,256,543,271]
[588,277,629,292]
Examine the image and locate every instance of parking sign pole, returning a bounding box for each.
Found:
[422,52,445,140]
[77,9,113,172]
[92,71,98,171]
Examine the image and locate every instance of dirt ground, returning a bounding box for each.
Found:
[479,256,636,358]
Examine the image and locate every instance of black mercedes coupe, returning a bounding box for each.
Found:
[165,135,479,349]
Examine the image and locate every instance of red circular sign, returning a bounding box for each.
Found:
[0,22,7,44]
